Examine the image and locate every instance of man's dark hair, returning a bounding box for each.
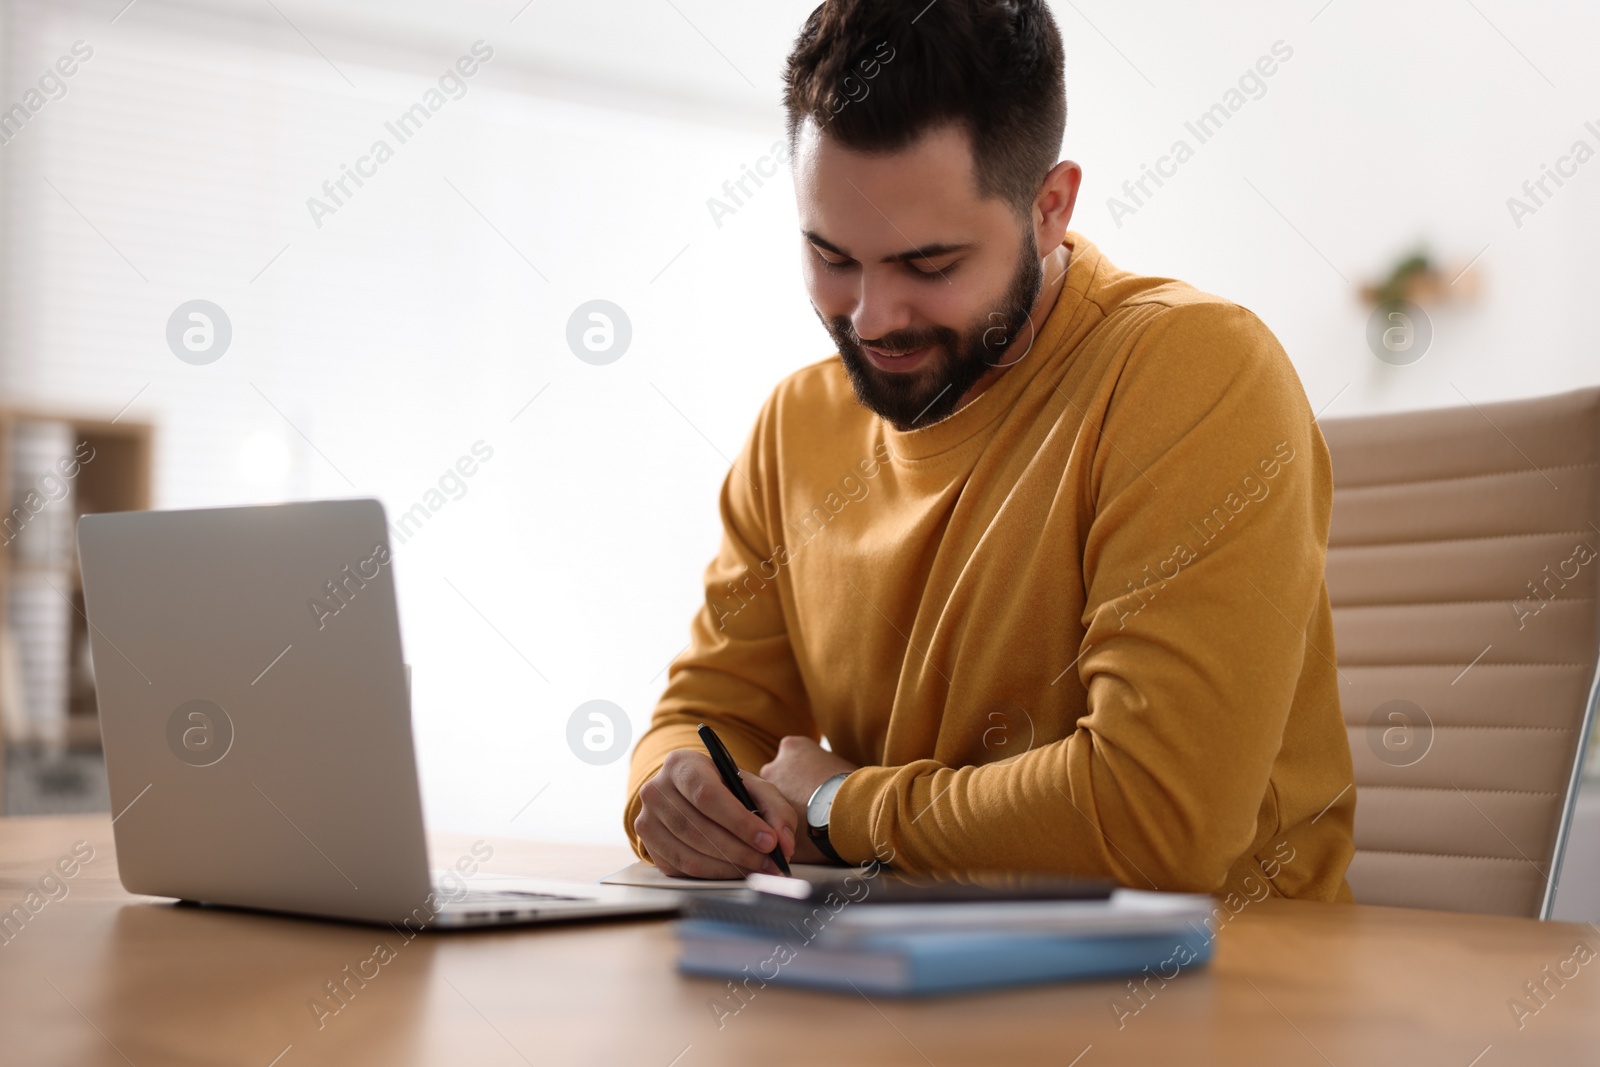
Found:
[782,0,1066,216]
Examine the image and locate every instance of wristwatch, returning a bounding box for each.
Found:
[806,772,851,864]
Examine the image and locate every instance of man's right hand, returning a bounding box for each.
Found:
[633,749,798,879]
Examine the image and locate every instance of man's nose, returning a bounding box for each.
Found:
[850,276,912,346]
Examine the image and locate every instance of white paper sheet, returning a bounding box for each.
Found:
[600,860,841,891]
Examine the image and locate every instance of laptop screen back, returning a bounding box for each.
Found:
[77,498,432,922]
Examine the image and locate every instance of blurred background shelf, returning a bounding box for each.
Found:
[0,409,152,815]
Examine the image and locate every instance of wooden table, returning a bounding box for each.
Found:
[2,815,1597,1065]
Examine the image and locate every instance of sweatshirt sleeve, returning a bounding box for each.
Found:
[623,389,818,860]
[826,302,1336,893]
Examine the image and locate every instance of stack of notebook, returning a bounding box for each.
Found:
[676,871,1218,995]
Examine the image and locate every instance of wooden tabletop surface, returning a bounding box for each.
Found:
[2,814,1597,1066]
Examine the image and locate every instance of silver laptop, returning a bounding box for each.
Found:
[76,498,679,928]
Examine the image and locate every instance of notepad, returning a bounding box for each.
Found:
[600,860,842,891]
[683,886,1215,940]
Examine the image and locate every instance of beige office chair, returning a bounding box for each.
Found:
[1322,386,1600,918]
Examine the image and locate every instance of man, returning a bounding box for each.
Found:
[625,0,1355,903]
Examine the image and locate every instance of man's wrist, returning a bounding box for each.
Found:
[805,771,851,864]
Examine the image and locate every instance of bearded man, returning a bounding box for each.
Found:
[624,0,1355,904]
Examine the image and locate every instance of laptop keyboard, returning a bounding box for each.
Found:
[442,888,590,905]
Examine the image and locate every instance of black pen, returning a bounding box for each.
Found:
[697,723,792,877]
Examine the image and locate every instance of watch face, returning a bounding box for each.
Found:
[807,791,828,829]
[808,773,844,829]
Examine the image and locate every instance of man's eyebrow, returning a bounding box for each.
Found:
[803,230,974,263]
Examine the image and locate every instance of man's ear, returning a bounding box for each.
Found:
[1033,159,1082,249]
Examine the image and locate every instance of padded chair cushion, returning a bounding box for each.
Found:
[1321,387,1600,917]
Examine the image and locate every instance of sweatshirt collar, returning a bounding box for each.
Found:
[879,231,1101,464]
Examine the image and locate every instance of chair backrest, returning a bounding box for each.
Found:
[1321,386,1600,918]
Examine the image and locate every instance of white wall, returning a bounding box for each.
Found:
[1072,0,1599,418]
[2,0,1596,848]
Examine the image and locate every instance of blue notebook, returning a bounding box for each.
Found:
[678,919,1214,996]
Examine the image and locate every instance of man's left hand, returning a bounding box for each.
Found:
[760,736,859,864]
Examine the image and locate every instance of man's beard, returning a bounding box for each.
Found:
[823,229,1044,432]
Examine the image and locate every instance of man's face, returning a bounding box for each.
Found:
[794,120,1044,431]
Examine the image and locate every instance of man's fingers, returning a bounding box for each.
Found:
[741,773,800,858]
[643,750,798,874]
[645,829,738,879]
[668,753,788,855]
[655,787,781,874]
[638,801,750,879]
[638,773,750,878]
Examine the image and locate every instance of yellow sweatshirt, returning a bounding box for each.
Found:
[625,231,1356,902]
